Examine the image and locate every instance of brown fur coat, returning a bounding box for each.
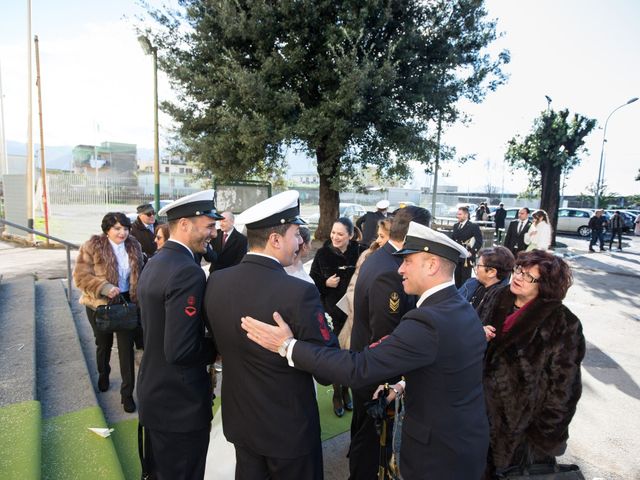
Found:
[73,234,144,309]
[480,284,585,471]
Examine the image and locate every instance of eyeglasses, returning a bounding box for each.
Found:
[473,263,494,271]
[513,265,539,284]
[144,212,156,217]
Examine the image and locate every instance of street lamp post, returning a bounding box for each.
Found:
[138,35,160,213]
[594,97,638,209]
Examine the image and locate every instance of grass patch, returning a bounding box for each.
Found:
[0,400,41,480]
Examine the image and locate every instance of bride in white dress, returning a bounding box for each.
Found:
[525,209,552,251]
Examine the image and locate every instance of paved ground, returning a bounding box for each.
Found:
[1,230,639,479]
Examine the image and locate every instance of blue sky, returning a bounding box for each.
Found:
[1,0,639,195]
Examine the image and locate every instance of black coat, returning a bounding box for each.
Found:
[136,241,216,432]
[493,207,507,229]
[356,210,386,246]
[503,219,531,257]
[292,285,490,480]
[310,240,364,333]
[205,254,338,458]
[130,217,158,257]
[209,228,248,272]
[480,285,585,472]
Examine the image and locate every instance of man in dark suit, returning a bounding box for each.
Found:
[205,191,338,480]
[130,203,158,257]
[493,203,507,240]
[356,199,389,246]
[348,206,430,480]
[503,207,531,258]
[136,190,222,480]
[209,210,248,272]
[241,222,490,480]
[451,206,483,287]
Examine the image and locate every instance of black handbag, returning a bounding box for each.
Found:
[496,462,585,479]
[95,295,139,333]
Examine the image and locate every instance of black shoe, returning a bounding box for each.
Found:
[342,386,353,411]
[588,248,595,252]
[122,396,136,413]
[332,392,344,417]
[98,374,109,392]
[600,248,606,251]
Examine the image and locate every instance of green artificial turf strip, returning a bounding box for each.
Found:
[41,406,124,480]
[108,419,139,480]
[0,400,41,480]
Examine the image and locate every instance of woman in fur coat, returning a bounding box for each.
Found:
[73,212,144,413]
[480,250,585,478]
[310,217,365,417]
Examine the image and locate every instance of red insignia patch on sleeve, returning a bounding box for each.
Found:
[184,306,197,317]
[187,296,196,306]
[316,311,331,341]
[369,335,389,349]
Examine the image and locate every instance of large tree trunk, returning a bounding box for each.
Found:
[315,145,340,241]
[539,160,562,247]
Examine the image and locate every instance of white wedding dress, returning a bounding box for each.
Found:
[204,407,236,479]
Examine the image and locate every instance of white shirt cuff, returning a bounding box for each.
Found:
[286,339,298,367]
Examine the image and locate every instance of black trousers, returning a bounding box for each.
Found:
[234,443,323,480]
[609,228,623,249]
[86,305,135,398]
[145,426,210,480]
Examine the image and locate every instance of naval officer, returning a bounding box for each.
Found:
[136,189,223,480]
[241,222,490,480]
[205,190,338,480]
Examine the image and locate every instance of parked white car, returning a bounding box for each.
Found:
[556,208,593,237]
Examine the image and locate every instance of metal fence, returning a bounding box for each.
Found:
[45,172,200,206]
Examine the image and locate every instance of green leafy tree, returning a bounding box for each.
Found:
[505,109,596,244]
[140,0,508,238]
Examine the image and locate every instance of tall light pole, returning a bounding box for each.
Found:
[138,35,160,212]
[545,95,552,111]
[26,0,34,241]
[594,97,638,209]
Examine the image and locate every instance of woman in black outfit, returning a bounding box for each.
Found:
[310,217,365,416]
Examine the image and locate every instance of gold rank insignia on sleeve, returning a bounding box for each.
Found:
[389,292,400,313]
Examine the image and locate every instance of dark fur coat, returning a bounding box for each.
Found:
[480,285,585,472]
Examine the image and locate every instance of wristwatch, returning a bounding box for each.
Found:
[278,337,294,357]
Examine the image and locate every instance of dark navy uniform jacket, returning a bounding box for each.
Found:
[206,254,338,458]
[292,285,490,479]
[350,241,415,353]
[451,221,483,261]
[137,241,216,432]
